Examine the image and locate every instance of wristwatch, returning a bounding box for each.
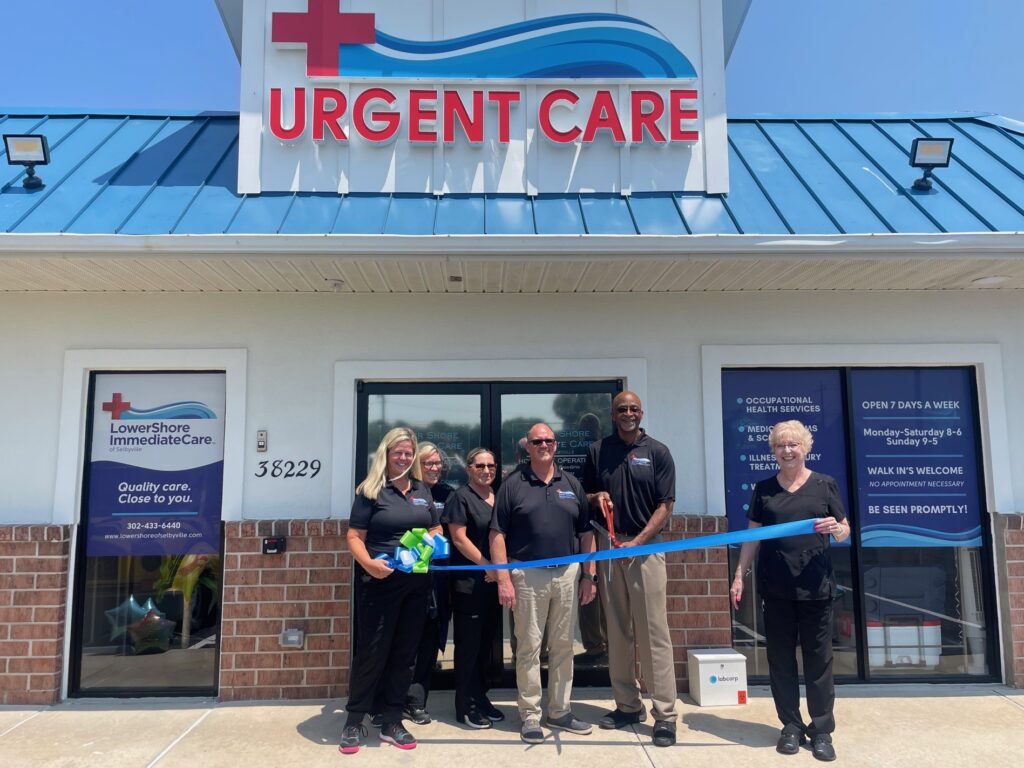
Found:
[581,572,598,583]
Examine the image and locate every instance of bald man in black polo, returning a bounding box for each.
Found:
[490,423,597,744]
[583,391,678,747]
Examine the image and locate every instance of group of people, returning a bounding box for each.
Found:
[340,392,847,763]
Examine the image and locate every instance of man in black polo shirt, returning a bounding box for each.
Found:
[490,423,597,744]
[582,391,678,747]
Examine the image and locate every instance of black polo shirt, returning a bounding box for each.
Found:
[350,478,439,558]
[582,429,675,536]
[442,484,493,566]
[747,471,847,601]
[491,463,590,561]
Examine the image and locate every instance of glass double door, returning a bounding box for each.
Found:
[356,379,622,688]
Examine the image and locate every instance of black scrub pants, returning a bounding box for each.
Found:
[763,596,836,736]
[451,578,499,719]
[405,582,442,710]
[346,566,430,724]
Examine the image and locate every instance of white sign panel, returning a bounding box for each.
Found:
[239,0,728,195]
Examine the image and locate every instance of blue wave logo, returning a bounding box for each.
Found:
[341,14,696,79]
[120,401,217,420]
[860,523,982,548]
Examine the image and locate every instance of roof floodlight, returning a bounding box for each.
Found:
[3,134,51,190]
[909,137,953,191]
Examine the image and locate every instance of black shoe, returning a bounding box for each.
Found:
[811,734,836,762]
[597,705,647,730]
[652,720,676,748]
[545,712,592,734]
[380,722,417,750]
[480,700,505,722]
[574,649,609,665]
[339,724,367,755]
[368,713,384,729]
[462,710,493,729]
[402,706,431,725]
[776,727,807,755]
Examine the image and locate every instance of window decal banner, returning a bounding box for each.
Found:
[721,369,851,537]
[85,373,225,556]
[849,368,983,547]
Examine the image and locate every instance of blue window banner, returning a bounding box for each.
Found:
[849,368,983,548]
[722,369,851,537]
[84,372,226,557]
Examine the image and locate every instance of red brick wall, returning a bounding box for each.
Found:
[1005,514,1024,688]
[665,515,732,693]
[0,525,71,705]
[219,520,352,701]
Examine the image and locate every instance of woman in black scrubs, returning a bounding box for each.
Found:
[444,447,505,728]
[730,420,850,763]
[341,427,442,754]
[401,442,454,724]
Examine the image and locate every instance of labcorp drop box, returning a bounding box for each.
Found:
[687,648,748,706]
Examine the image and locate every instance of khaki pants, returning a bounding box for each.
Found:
[510,563,579,721]
[599,541,678,721]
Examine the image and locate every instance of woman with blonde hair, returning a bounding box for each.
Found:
[401,441,454,724]
[340,428,442,754]
[730,420,850,763]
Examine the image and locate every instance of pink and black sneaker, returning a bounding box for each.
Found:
[379,722,417,750]
[339,724,367,755]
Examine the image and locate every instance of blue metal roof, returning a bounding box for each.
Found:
[2,111,1023,236]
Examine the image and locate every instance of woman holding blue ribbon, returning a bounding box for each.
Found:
[341,427,442,755]
[444,447,504,729]
[730,420,850,763]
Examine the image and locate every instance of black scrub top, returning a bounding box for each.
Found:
[350,478,439,559]
[747,471,847,601]
[442,483,495,592]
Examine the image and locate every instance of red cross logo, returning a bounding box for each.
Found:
[272,0,376,77]
[102,393,133,420]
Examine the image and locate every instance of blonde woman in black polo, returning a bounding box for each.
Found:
[340,428,442,754]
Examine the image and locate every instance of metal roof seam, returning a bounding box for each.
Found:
[668,194,694,234]
[754,120,847,235]
[917,120,1024,221]
[713,193,743,234]
[832,121,948,234]
[275,194,300,235]
[379,194,396,235]
[114,117,214,234]
[63,117,170,233]
[793,121,895,234]
[528,196,538,235]
[622,196,641,235]
[727,133,794,234]
[327,195,346,233]
[171,134,242,234]
[952,121,1024,186]
[431,194,441,236]
[576,196,590,235]
[6,115,92,231]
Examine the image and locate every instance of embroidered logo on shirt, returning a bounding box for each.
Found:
[433,501,445,510]
[557,490,577,500]
[411,497,430,507]
[629,452,652,466]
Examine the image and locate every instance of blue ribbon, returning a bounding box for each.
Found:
[431,518,817,571]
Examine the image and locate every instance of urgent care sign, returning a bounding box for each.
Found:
[238,0,728,195]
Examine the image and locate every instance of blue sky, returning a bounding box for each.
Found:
[2,0,1022,120]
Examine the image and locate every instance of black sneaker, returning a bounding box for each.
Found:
[776,726,807,755]
[652,720,676,748]
[380,722,417,750]
[462,710,493,729]
[480,699,505,722]
[369,713,384,729]
[598,705,647,730]
[811,734,836,762]
[339,724,367,755]
[402,706,431,725]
